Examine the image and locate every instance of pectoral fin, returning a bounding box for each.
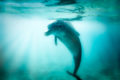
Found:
[54,36,58,45]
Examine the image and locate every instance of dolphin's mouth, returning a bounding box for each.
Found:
[45,30,52,36]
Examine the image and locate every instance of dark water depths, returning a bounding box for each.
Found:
[0,0,120,80]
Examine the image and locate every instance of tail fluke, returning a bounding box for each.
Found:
[67,71,82,80]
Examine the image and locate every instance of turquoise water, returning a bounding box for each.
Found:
[0,0,120,80]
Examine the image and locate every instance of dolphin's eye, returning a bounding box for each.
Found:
[59,25,64,30]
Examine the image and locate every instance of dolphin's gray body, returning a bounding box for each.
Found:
[45,20,82,80]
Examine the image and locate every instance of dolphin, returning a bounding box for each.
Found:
[45,20,82,80]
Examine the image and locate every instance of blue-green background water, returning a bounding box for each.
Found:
[0,0,120,80]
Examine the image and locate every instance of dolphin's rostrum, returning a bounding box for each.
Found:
[45,20,82,80]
